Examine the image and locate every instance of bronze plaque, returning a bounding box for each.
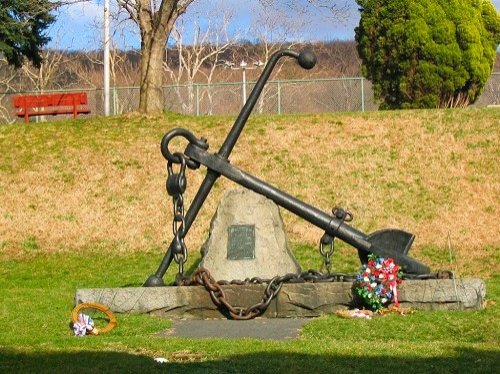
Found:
[227,224,255,260]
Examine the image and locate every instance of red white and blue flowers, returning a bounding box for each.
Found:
[355,254,402,311]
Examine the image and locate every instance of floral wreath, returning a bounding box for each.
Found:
[354,254,403,311]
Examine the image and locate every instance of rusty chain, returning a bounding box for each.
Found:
[179,267,356,320]
[176,266,448,320]
[191,268,283,320]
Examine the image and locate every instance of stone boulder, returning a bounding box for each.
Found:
[199,188,301,281]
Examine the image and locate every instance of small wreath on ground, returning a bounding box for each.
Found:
[71,302,117,336]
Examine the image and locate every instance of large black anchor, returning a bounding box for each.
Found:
[144,49,430,287]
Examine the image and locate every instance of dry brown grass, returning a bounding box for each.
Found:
[0,109,498,276]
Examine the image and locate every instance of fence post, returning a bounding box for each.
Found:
[277,81,282,115]
[112,86,117,115]
[196,84,200,116]
[361,78,365,113]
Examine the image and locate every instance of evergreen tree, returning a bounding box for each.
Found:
[355,0,500,109]
[0,0,55,68]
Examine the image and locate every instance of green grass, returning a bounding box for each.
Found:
[0,251,498,373]
[1,109,499,276]
[0,109,499,372]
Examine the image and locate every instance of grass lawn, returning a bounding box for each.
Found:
[0,109,499,372]
[0,251,498,373]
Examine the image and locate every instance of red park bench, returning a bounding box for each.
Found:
[13,92,91,123]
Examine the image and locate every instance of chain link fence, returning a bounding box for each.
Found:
[1,74,499,124]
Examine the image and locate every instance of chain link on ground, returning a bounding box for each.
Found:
[179,267,356,320]
[176,267,449,320]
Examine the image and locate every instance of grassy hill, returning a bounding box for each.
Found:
[0,108,498,278]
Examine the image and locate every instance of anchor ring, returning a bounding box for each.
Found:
[160,128,208,168]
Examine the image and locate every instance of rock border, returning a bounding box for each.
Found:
[75,278,485,319]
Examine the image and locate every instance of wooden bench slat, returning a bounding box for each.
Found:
[16,108,91,117]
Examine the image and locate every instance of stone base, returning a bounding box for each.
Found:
[75,278,485,319]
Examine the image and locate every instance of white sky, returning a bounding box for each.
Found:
[48,0,500,51]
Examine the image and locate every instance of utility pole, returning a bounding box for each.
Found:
[103,0,110,116]
[225,60,264,107]
[240,60,247,106]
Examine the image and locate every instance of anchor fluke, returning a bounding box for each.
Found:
[360,229,430,275]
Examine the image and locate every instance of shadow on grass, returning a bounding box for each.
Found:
[0,347,497,373]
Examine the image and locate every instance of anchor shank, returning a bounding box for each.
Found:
[185,143,431,275]
[186,144,368,248]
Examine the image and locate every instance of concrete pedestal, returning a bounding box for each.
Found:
[75,278,485,319]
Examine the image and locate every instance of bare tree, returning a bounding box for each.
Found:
[112,51,141,86]
[113,0,351,115]
[163,8,235,114]
[244,3,305,114]
[316,41,361,111]
[0,57,22,123]
[115,0,195,114]
[20,49,72,92]
[258,0,351,23]
[65,52,100,89]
